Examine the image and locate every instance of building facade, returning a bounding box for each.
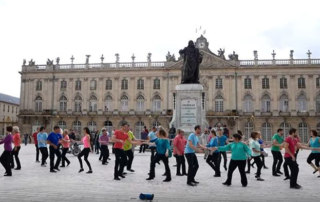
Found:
[0,93,20,136]
[18,36,320,142]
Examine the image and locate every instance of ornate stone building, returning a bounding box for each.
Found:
[0,93,19,136]
[18,36,320,142]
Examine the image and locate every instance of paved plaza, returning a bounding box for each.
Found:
[0,144,319,202]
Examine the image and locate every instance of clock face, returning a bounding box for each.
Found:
[198,42,205,48]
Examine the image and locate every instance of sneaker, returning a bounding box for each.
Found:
[114,177,121,181]
[41,164,46,167]
[119,175,126,178]
[176,173,183,176]
[214,174,221,177]
[313,169,318,174]
[245,171,250,174]
[277,171,283,175]
[54,168,60,171]
[192,180,199,184]
[60,165,65,167]
[187,182,196,186]
[36,160,40,163]
[222,182,231,186]
[163,178,171,182]
[290,184,302,189]
[50,170,57,173]
[146,177,154,180]
[86,170,93,174]
[78,168,84,173]
[273,173,281,177]
[283,177,290,180]
[127,169,135,172]
[257,177,265,181]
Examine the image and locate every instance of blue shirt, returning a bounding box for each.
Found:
[218,135,228,146]
[155,138,170,155]
[37,132,48,148]
[185,133,199,154]
[47,132,62,146]
[206,136,219,154]
[310,137,320,154]
[148,131,158,147]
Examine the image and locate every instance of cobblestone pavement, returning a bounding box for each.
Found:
[0,145,319,202]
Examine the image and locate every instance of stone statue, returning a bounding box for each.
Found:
[47,59,53,65]
[228,51,239,61]
[147,53,152,62]
[23,59,26,66]
[56,57,60,65]
[166,51,177,62]
[28,59,35,66]
[179,40,203,84]
[218,48,225,60]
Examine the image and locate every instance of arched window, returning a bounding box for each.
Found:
[106,79,112,90]
[137,79,144,90]
[90,80,97,90]
[75,80,81,91]
[59,96,67,112]
[89,95,97,112]
[58,121,67,130]
[74,95,82,112]
[262,77,269,89]
[104,121,113,135]
[35,96,42,112]
[153,78,160,89]
[261,122,272,142]
[261,94,271,113]
[297,94,307,112]
[104,95,113,111]
[60,80,67,90]
[243,95,253,113]
[152,95,161,112]
[298,122,308,143]
[215,95,224,112]
[72,121,81,136]
[88,121,97,133]
[36,80,42,91]
[244,122,254,140]
[136,95,145,111]
[298,77,306,89]
[280,77,287,89]
[316,94,320,113]
[121,78,128,90]
[279,94,289,112]
[135,121,145,139]
[153,121,161,127]
[120,95,129,111]
[280,122,291,137]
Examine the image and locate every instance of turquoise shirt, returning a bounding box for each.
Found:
[218,142,251,160]
[185,133,199,154]
[37,132,48,148]
[310,137,320,154]
[155,138,170,155]
[207,137,219,154]
[250,140,261,157]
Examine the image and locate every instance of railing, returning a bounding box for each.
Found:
[239,59,320,66]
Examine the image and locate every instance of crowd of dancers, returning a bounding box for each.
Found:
[1,123,320,189]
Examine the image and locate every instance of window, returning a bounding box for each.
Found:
[59,96,67,112]
[316,77,320,88]
[75,80,81,91]
[262,77,269,89]
[90,80,97,90]
[88,121,97,133]
[36,80,42,91]
[280,77,287,89]
[121,79,128,90]
[35,96,42,112]
[280,122,291,137]
[279,94,289,112]
[298,77,305,89]
[72,121,82,135]
[120,95,129,111]
[215,95,224,112]
[216,77,223,89]
[135,121,145,139]
[261,94,271,112]
[316,95,320,113]
[74,95,82,112]
[136,95,145,111]
[104,121,113,135]
[153,121,161,127]
[244,122,254,140]
[58,121,67,130]
[60,80,67,90]
[244,77,252,89]
[298,122,308,143]
[152,95,161,112]
[104,95,113,111]
[243,95,253,113]
[153,78,160,89]
[137,79,144,90]
[261,122,272,142]
[89,95,97,112]
[106,79,112,90]
[297,94,307,112]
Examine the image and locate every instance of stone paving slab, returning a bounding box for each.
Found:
[0,145,319,202]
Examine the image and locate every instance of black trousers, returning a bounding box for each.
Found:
[284,157,299,187]
[271,150,283,174]
[49,146,61,170]
[35,144,40,161]
[220,151,227,168]
[12,146,21,169]
[100,145,109,164]
[125,149,134,170]
[185,153,199,183]
[139,144,148,153]
[253,156,263,177]
[246,158,252,172]
[0,150,12,175]
[284,151,299,178]
[39,147,48,165]
[225,160,247,186]
[78,148,92,170]
[150,147,156,162]
[149,153,171,179]
[61,148,70,166]
[206,152,221,175]
[176,154,187,175]
[307,153,320,167]
[114,148,127,178]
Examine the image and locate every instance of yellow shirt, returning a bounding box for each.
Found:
[123,131,135,151]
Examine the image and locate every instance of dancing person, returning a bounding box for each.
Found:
[206,129,221,177]
[257,131,268,169]
[32,128,40,163]
[124,127,137,172]
[99,128,110,165]
[0,126,13,176]
[139,126,149,153]
[271,129,284,177]
[78,127,93,174]
[185,125,206,186]
[37,126,48,167]
[47,126,62,173]
[211,133,251,187]
[173,129,187,176]
[200,128,209,159]
[250,131,264,181]
[146,127,171,182]
[218,128,228,171]
[60,129,71,167]
[12,126,21,170]
[306,130,320,177]
[147,126,158,164]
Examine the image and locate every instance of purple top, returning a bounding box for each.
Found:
[0,134,13,151]
[99,134,109,146]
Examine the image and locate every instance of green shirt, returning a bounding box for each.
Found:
[271,133,284,151]
[123,131,135,151]
[218,142,251,160]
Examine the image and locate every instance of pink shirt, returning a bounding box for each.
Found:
[61,135,70,148]
[82,135,90,148]
[173,134,187,155]
[284,136,298,158]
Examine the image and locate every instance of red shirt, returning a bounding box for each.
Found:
[113,130,128,149]
[32,132,38,145]
[13,133,21,147]
[173,134,187,155]
[284,136,298,158]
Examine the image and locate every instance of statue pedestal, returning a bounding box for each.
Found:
[171,84,207,135]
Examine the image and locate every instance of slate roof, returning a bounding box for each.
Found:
[0,93,20,105]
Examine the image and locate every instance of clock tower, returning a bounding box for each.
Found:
[195,35,209,50]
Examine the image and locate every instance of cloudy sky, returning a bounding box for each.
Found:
[0,0,319,98]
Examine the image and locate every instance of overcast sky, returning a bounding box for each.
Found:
[1,0,320,98]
